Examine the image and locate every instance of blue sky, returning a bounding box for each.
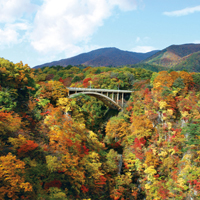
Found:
[0,0,200,68]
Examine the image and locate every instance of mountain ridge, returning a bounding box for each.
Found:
[142,43,200,68]
[33,47,159,69]
[33,43,200,71]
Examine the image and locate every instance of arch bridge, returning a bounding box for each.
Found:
[67,87,133,110]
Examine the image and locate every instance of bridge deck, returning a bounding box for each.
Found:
[67,87,133,93]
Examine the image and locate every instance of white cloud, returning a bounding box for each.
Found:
[7,22,30,31]
[131,46,157,53]
[0,22,29,47]
[193,40,200,44]
[0,26,18,46]
[0,0,38,23]
[135,36,149,43]
[34,44,102,67]
[0,0,38,48]
[0,0,139,57]
[109,0,137,11]
[30,0,138,54]
[163,5,200,17]
[136,37,141,43]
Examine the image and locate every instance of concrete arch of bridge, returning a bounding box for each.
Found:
[68,92,122,110]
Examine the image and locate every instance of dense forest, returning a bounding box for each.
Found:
[1,57,200,200]
[142,44,200,72]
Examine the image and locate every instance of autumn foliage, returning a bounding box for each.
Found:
[17,140,38,155]
[1,58,200,199]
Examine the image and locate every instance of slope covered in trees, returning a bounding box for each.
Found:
[1,57,200,199]
[34,48,159,69]
[173,51,200,72]
[143,43,200,70]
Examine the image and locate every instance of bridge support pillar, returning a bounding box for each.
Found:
[117,93,119,105]
[122,93,124,107]
[112,93,114,100]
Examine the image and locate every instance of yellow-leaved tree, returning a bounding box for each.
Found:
[0,152,32,199]
[36,80,68,106]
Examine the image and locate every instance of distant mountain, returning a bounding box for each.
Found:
[143,43,200,68]
[33,47,159,69]
[172,51,200,72]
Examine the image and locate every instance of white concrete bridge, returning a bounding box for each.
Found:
[67,87,133,110]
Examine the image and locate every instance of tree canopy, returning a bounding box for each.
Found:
[1,58,200,199]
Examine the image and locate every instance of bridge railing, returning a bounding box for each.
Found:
[67,87,133,93]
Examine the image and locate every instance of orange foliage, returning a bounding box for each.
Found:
[145,151,160,168]
[38,80,68,104]
[83,66,92,72]
[43,106,88,186]
[17,140,39,155]
[0,153,32,199]
[27,98,37,112]
[94,175,107,187]
[170,71,179,81]
[179,71,194,89]
[83,78,92,88]
[153,71,173,91]
[105,118,130,144]
[0,111,21,135]
[130,115,154,139]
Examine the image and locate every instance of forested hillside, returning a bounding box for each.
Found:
[173,51,200,72]
[34,48,159,69]
[143,43,200,71]
[1,57,200,199]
